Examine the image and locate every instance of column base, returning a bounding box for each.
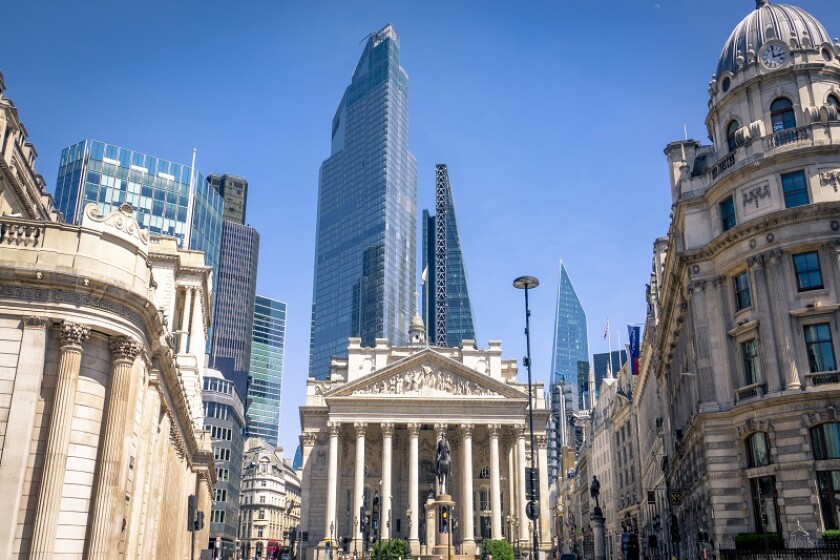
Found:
[461,539,476,556]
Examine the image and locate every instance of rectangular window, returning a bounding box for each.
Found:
[812,423,840,460]
[804,323,836,373]
[793,252,823,291]
[782,171,809,208]
[734,272,752,311]
[721,196,737,231]
[742,339,762,385]
[818,471,840,530]
[750,476,779,533]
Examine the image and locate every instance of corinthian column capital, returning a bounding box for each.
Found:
[60,322,90,349]
[354,422,367,438]
[381,422,395,438]
[407,422,421,438]
[110,336,143,363]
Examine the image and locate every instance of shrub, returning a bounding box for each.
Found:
[370,539,407,560]
[734,532,782,549]
[823,529,840,542]
[482,539,514,560]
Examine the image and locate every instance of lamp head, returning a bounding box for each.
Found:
[513,275,540,290]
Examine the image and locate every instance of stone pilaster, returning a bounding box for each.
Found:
[515,424,529,543]
[353,422,367,547]
[0,316,48,559]
[325,421,340,539]
[488,424,502,539]
[767,249,801,389]
[30,321,90,560]
[87,335,143,560]
[179,287,192,354]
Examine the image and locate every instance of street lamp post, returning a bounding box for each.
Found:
[354,516,359,560]
[514,275,540,560]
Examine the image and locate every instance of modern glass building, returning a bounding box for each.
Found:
[247,295,287,447]
[309,24,417,379]
[209,173,248,225]
[54,140,224,271]
[209,221,260,400]
[592,350,626,400]
[422,164,476,348]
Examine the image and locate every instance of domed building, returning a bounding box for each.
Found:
[634,0,840,557]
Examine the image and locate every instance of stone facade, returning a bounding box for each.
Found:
[0,74,214,559]
[632,3,840,559]
[299,326,551,560]
[239,438,302,559]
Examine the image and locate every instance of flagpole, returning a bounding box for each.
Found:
[606,319,613,379]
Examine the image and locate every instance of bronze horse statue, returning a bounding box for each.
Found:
[436,433,451,495]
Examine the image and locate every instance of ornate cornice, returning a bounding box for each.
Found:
[59,321,90,349]
[84,202,150,245]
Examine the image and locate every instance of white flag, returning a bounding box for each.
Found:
[421,266,428,283]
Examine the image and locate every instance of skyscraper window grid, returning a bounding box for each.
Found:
[247,295,287,448]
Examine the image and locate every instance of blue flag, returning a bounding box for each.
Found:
[628,325,641,375]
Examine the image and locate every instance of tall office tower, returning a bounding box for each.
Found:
[309,24,417,379]
[209,221,260,399]
[247,295,287,447]
[209,173,248,225]
[422,164,476,347]
[54,140,224,271]
[592,349,626,401]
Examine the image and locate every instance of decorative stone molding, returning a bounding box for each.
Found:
[22,315,48,329]
[513,424,526,438]
[536,434,548,449]
[351,364,499,397]
[487,424,501,438]
[0,221,45,247]
[379,422,395,438]
[59,321,90,348]
[742,184,770,208]
[407,422,421,437]
[735,417,774,439]
[84,202,150,245]
[687,280,706,295]
[434,423,447,439]
[820,171,840,193]
[803,406,840,427]
[328,422,341,437]
[110,336,142,363]
[301,432,318,447]
[458,423,474,439]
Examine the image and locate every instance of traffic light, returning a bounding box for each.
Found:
[372,493,381,535]
[195,510,205,531]
[187,495,196,533]
[290,527,298,549]
[439,505,449,534]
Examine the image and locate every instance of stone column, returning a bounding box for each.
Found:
[408,422,420,553]
[0,317,48,559]
[354,422,367,548]
[325,421,340,539]
[87,335,143,560]
[766,249,801,389]
[459,423,476,554]
[489,424,502,539]
[30,322,90,560]
[179,287,192,354]
[299,431,318,560]
[381,422,394,540]
[516,425,529,543]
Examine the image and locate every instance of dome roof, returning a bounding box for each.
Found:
[716,1,832,78]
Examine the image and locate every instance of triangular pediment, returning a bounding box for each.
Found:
[327,348,526,400]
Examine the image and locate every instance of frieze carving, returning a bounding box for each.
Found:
[0,284,148,337]
[84,202,150,245]
[60,321,90,348]
[742,184,770,208]
[110,336,143,362]
[351,364,499,397]
[820,171,840,193]
[301,432,318,447]
[23,316,48,329]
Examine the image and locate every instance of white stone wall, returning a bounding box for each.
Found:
[0,315,23,460]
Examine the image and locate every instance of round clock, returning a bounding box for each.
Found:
[760,42,788,69]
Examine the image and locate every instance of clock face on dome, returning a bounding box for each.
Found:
[760,42,788,69]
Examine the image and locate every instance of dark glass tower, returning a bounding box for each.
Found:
[309,24,417,379]
[53,140,224,271]
[210,221,260,399]
[422,164,476,347]
[247,295,287,447]
[209,173,248,225]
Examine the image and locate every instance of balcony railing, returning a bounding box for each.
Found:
[804,370,840,388]
[735,382,766,403]
[765,125,811,149]
[0,219,44,247]
[711,152,736,179]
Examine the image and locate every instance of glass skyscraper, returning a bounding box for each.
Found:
[54,140,224,271]
[247,295,287,447]
[422,164,476,347]
[209,173,248,225]
[309,24,417,379]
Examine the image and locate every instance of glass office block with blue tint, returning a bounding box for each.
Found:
[309,24,417,379]
[247,295,287,447]
[53,140,223,272]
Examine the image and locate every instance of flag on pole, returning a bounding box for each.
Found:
[421,266,428,284]
[603,320,609,340]
[628,324,641,375]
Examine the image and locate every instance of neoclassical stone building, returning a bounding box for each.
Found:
[0,71,215,559]
[299,319,551,559]
[634,1,840,558]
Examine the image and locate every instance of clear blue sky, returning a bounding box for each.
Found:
[2,1,838,454]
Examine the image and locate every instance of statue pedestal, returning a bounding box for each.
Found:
[424,494,456,559]
[590,507,606,560]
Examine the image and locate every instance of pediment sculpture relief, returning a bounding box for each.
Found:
[351,364,498,397]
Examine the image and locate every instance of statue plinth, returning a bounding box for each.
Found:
[424,494,455,559]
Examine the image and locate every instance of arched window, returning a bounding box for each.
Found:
[828,94,840,109]
[727,120,740,152]
[747,432,771,467]
[771,98,796,131]
[812,422,840,460]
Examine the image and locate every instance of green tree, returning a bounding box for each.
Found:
[482,539,514,560]
[370,539,407,560]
